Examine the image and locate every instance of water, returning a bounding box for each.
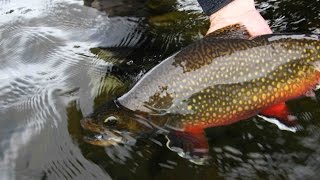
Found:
[0,0,319,179]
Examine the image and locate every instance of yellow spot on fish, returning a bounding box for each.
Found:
[262,94,266,100]
[284,85,289,91]
[271,96,275,101]
[187,105,192,110]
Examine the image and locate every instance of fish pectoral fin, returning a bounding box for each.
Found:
[259,102,298,127]
[166,128,209,165]
[206,24,250,39]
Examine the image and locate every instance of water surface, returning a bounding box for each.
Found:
[0,0,319,179]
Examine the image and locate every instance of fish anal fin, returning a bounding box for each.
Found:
[260,102,297,126]
[206,24,250,39]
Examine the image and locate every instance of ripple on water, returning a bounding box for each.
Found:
[0,1,122,179]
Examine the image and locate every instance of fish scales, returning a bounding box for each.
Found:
[118,34,320,130]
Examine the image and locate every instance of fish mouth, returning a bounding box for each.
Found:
[80,117,136,147]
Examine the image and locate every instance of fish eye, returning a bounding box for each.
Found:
[104,116,118,127]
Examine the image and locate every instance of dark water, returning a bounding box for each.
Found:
[0,0,319,179]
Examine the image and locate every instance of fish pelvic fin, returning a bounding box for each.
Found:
[206,24,250,39]
[166,128,209,165]
[259,102,298,127]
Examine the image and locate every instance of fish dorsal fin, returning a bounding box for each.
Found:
[206,24,250,39]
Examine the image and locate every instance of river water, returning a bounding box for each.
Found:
[0,0,319,179]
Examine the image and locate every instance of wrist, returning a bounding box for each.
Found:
[209,0,256,23]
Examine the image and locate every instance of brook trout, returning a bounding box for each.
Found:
[81,25,320,161]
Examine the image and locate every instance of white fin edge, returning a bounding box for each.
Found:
[257,115,297,133]
[165,136,208,165]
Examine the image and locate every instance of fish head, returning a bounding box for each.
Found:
[80,101,156,146]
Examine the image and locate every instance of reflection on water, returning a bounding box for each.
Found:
[0,0,114,179]
[0,0,319,179]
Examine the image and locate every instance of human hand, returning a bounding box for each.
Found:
[207,0,272,37]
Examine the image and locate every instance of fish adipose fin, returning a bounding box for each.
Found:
[258,102,299,131]
[166,129,209,165]
[206,24,250,39]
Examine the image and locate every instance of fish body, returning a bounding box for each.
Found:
[81,26,320,160]
[117,33,320,132]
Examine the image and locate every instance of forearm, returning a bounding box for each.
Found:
[207,0,256,24]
